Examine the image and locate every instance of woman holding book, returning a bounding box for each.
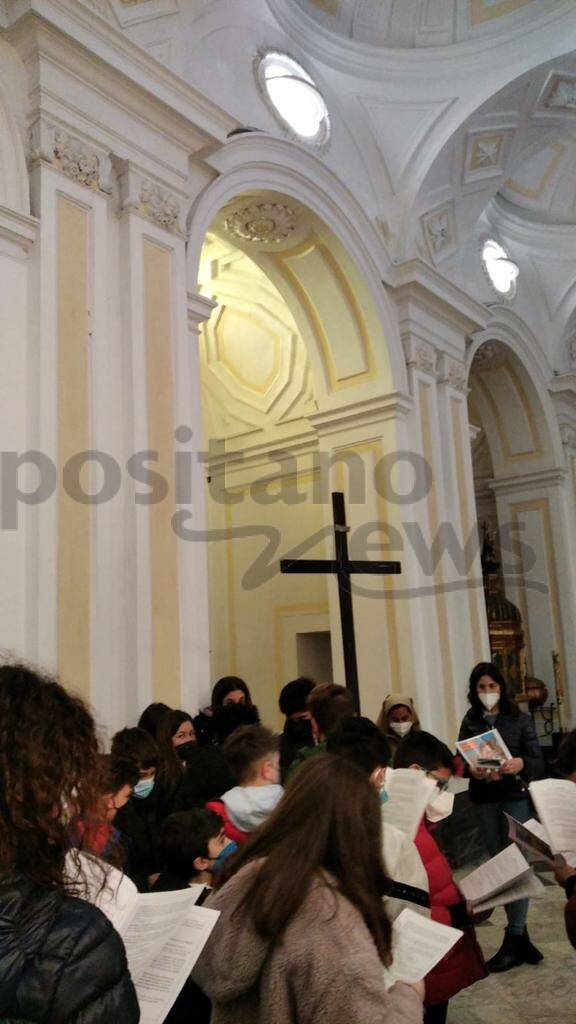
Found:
[458,661,545,973]
[193,754,425,1024]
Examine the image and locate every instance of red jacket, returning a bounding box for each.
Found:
[206,800,249,845]
[415,820,486,1005]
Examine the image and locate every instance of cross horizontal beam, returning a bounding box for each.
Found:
[280,559,402,575]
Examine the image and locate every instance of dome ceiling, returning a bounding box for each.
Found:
[294,0,550,49]
[500,136,576,226]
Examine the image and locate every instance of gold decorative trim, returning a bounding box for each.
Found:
[451,397,485,663]
[470,0,536,27]
[143,239,181,707]
[269,233,376,393]
[215,306,282,395]
[57,197,91,700]
[509,498,565,686]
[419,382,457,737]
[504,143,564,200]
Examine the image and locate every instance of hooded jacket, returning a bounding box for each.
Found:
[192,861,423,1024]
[377,694,421,757]
[222,784,283,832]
[0,874,140,1023]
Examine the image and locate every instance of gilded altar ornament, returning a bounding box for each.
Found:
[481,523,526,698]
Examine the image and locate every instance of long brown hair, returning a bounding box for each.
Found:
[0,662,103,895]
[155,709,195,788]
[218,753,393,964]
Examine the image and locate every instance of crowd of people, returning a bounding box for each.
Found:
[0,659,575,1024]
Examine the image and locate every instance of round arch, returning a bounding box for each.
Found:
[186,135,408,404]
[468,310,563,470]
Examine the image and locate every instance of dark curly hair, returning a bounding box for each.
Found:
[0,662,104,895]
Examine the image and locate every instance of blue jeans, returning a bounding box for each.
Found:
[475,798,531,935]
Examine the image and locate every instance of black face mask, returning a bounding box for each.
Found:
[284,717,314,748]
[176,740,197,763]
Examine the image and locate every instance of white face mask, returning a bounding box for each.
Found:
[479,692,499,711]
[390,721,413,738]
[426,790,454,823]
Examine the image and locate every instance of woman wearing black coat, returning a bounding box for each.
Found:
[0,663,140,1023]
[458,661,545,975]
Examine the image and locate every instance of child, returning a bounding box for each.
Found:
[286,683,355,780]
[395,731,486,1024]
[150,809,234,1023]
[327,716,429,919]
[153,809,238,891]
[207,725,283,843]
[193,755,424,1024]
[73,754,139,865]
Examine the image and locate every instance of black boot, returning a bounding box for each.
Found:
[486,930,527,973]
[521,928,544,964]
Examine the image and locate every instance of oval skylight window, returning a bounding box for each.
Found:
[481,239,519,298]
[258,52,330,144]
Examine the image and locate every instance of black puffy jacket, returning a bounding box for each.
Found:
[0,874,140,1023]
[458,707,545,803]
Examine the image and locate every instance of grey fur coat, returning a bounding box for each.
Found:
[193,863,423,1024]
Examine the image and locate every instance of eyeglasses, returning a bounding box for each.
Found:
[419,768,450,793]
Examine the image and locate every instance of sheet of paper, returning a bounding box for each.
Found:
[505,813,555,866]
[530,779,576,859]
[381,769,437,840]
[122,888,203,983]
[459,844,532,903]
[135,904,219,1024]
[66,851,139,934]
[383,908,461,988]
[471,871,544,913]
[456,729,512,770]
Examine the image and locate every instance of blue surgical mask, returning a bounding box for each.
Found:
[212,840,238,874]
[379,787,389,805]
[133,777,155,800]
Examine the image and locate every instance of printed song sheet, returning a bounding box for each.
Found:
[381,769,437,840]
[69,853,218,1024]
[383,909,461,988]
[505,814,555,866]
[459,844,544,912]
[530,779,576,864]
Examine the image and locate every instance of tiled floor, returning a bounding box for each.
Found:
[449,870,575,1023]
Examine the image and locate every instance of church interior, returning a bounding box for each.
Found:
[1,1,576,1020]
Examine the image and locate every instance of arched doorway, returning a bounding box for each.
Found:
[468,332,574,723]
[188,181,412,725]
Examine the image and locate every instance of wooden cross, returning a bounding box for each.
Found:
[280,491,402,711]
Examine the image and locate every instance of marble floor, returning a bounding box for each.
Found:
[449,868,575,1024]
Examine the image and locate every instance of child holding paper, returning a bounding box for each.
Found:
[395,731,486,1024]
[193,755,425,1024]
[458,662,545,972]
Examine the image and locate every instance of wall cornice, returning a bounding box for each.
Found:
[388,257,488,336]
[4,1,238,147]
[0,203,38,253]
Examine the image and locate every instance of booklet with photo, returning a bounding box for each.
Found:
[456,729,512,771]
[505,813,556,866]
[383,908,462,989]
[380,768,437,840]
[67,853,219,1024]
[529,779,576,865]
[459,844,544,913]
